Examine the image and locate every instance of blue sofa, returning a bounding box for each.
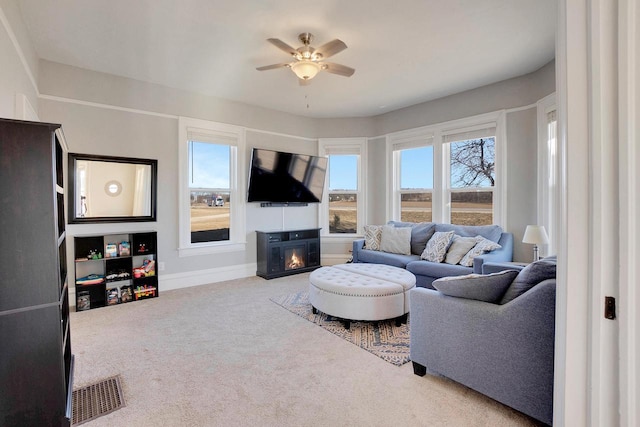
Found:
[409,258,556,425]
[352,222,514,288]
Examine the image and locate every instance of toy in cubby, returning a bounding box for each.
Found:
[133,258,155,278]
[133,284,157,300]
[119,241,130,256]
[105,243,118,258]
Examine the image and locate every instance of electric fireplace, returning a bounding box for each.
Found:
[256,228,320,279]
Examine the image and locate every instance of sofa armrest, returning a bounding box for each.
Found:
[352,239,365,263]
[472,232,513,273]
[482,262,526,275]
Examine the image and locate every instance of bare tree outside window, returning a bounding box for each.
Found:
[450,137,495,225]
[450,138,495,188]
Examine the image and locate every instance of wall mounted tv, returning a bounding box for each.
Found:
[247,148,328,206]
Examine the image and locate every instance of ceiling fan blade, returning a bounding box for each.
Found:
[267,38,298,56]
[314,39,347,59]
[298,78,311,86]
[321,62,355,77]
[256,63,290,71]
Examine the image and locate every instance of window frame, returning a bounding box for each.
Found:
[536,93,558,256]
[386,111,506,227]
[178,116,246,257]
[394,140,436,223]
[445,136,496,225]
[318,138,367,238]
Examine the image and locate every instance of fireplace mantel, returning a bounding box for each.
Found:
[256,229,321,279]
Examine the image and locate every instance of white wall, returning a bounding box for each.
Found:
[37,58,554,292]
[0,0,39,119]
[505,108,538,262]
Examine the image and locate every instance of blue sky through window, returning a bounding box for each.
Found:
[189,141,230,189]
[329,155,357,191]
[401,146,433,189]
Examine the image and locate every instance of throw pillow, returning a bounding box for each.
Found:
[500,257,557,304]
[387,221,436,255]
[459,236,502,267]
[363,225,383,251]
[379,225,412,255]
[435,223,503,243]
[433,269,520,303]
[420,230,455,263]
[444,235,479,265]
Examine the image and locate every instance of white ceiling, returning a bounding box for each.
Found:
[18,0,556,119]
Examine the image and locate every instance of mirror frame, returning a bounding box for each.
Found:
[68,153,158,224]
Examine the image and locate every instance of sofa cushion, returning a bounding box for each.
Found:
[459,237,502,267]
[357,249,420,269]
[363,225,383,251]
[379,225,412,255]
[421,231,455,262]
[406,259,472,278]
[387,221,436,255]
[435,223,503,243]
[432,269,520,303]
[444,235,479,265]
[500,257,557,304]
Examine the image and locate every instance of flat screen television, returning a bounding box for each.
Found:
[247,148,328,204]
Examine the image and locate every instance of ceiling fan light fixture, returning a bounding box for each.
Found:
[291,60,320,80]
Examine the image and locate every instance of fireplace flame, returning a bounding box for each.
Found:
[287,250,303,270]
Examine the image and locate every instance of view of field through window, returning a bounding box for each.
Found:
[189,141,231,243]
[328,155,358,233]
[449,137,494,225]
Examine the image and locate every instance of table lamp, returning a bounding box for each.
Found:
[522,225,549,261]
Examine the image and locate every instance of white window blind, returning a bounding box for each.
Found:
[443,125,496,143]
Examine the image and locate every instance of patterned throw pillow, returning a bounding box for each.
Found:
[363,225,383,251]
[459,236,502,267]
[444,235,479,265]
[420,231,455,263]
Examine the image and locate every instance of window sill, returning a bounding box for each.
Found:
[178,242,246,257]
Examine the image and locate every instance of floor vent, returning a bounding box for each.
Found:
[72,375,125,425]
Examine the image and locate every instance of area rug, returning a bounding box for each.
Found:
[270,291,410,366]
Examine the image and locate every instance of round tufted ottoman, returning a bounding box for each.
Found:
[309,263,416,329]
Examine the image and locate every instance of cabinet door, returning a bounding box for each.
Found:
[268,245,282,274]
[0,306,66,426]
[0,123,59,311]
[308,240,320,267]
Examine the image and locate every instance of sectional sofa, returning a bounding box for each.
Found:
[410,257,557,425]
[352,221,514,288]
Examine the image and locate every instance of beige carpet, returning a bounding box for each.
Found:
[270,291,410,366]
[70,273,544,426]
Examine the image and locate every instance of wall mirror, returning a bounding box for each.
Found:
[68,153,157,223]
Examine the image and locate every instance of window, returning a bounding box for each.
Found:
[328,154,358,233]
[537,94,558,256]
[179,117,246,256]
[319,138,366,236]
[447,137,495,226]
[399,146,433,222]
[388,112,504,226]
[188,141,231,243]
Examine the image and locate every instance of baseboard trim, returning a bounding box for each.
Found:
[321,254,352,265]
[69,263,257,309]
[159,263,257,291]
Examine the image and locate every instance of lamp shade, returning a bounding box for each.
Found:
[522,225,550,245]
[291,60,320,80]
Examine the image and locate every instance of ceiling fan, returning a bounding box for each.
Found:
[256,32,355,85]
